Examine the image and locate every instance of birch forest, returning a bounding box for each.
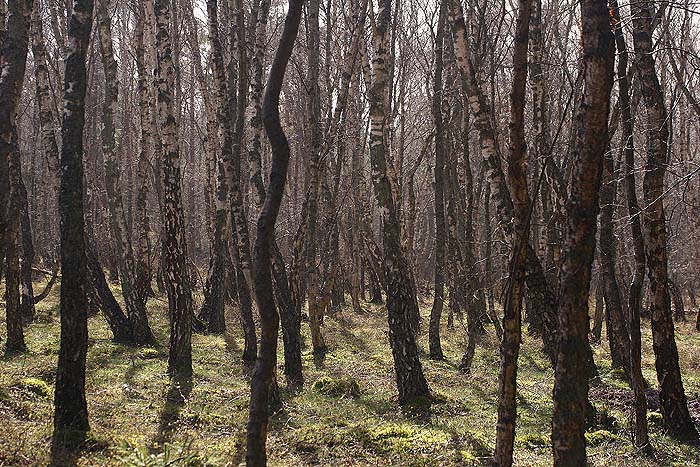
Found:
[1,0,700,465]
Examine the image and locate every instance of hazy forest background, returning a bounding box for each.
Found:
[1,0,700,466]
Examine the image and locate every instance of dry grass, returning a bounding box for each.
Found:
[1,280,699,466]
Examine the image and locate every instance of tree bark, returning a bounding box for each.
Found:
[599,146,630,379]
[154,0,193,379]
[610,0,649,447]
[429,0,446,361]
[631,0,699,442]
[6,128,26,352]
[97,0,153,345]
[53,0,92,449]
[494,0,532,464]
[551,2,614,465]
[368,0,430,405]
[246,0,304,464]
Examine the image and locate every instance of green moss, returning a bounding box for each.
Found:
[585,430,618,446]
[647,411,663,428]
[352,422,450,454]
[517,433,549,449]
[311,375,360,398]
[17,378,52,398]
[290,423,346,452]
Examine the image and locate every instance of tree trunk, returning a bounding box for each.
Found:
[201,0,232,335]
[551,2,614,465]
[599,146,630,379]
[13,128,35,323]
[448,0,557,364]
[229,0,258,363]
[610,0,648,447]
[5,128,26,352]
[134,0,155,302]
[429,0,446,361]
[368,0,429,405]
[53,0,92,449]
[631,0,698,442]
[154,0,193,379]
[246,0,304,464]
[494,0,532,464]
[97,0,153,345]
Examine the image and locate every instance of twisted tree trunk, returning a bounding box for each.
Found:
[246,0,305,464]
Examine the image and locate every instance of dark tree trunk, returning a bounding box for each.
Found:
[53,0,93,449]
[494,0,532,464]
[551,1,614,465]
[246,0,304,464]
[610,0,649,446]
[0,0,34,328]
[5,129,25,352]
[631,0,699,442]
[429,0,447,361]
[599,147,630,379]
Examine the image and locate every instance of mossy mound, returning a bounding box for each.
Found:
[585,429,619,446]
[351,422,450,454]
[16,378,52,398]
[517,432,549,449]
[311,375,361,398]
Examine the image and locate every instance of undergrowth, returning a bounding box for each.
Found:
[1,279,699,466]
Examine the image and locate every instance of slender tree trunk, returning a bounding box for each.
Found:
[448,0,557,364]
[229,0,258,362]
[13,129,35,323]
[609,0,649,447]
[631,0,698,442]
[154,0,193,379]
[97,0,153,344]
[494,0,532,464]
[599,146,630,379]
[134,0,155,301]
[201,0,232,335]
[428,0,446,361]
[368,0,430,405]
[53,0,93,449]
[551,2,614,465]
[246,0,304,464]
[6,128,26,352]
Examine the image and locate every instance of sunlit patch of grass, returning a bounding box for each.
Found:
[1,280,699,466]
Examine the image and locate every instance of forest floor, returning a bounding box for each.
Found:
[1,279,700,467]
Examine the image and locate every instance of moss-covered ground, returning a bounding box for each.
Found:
[1,279,699,466]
